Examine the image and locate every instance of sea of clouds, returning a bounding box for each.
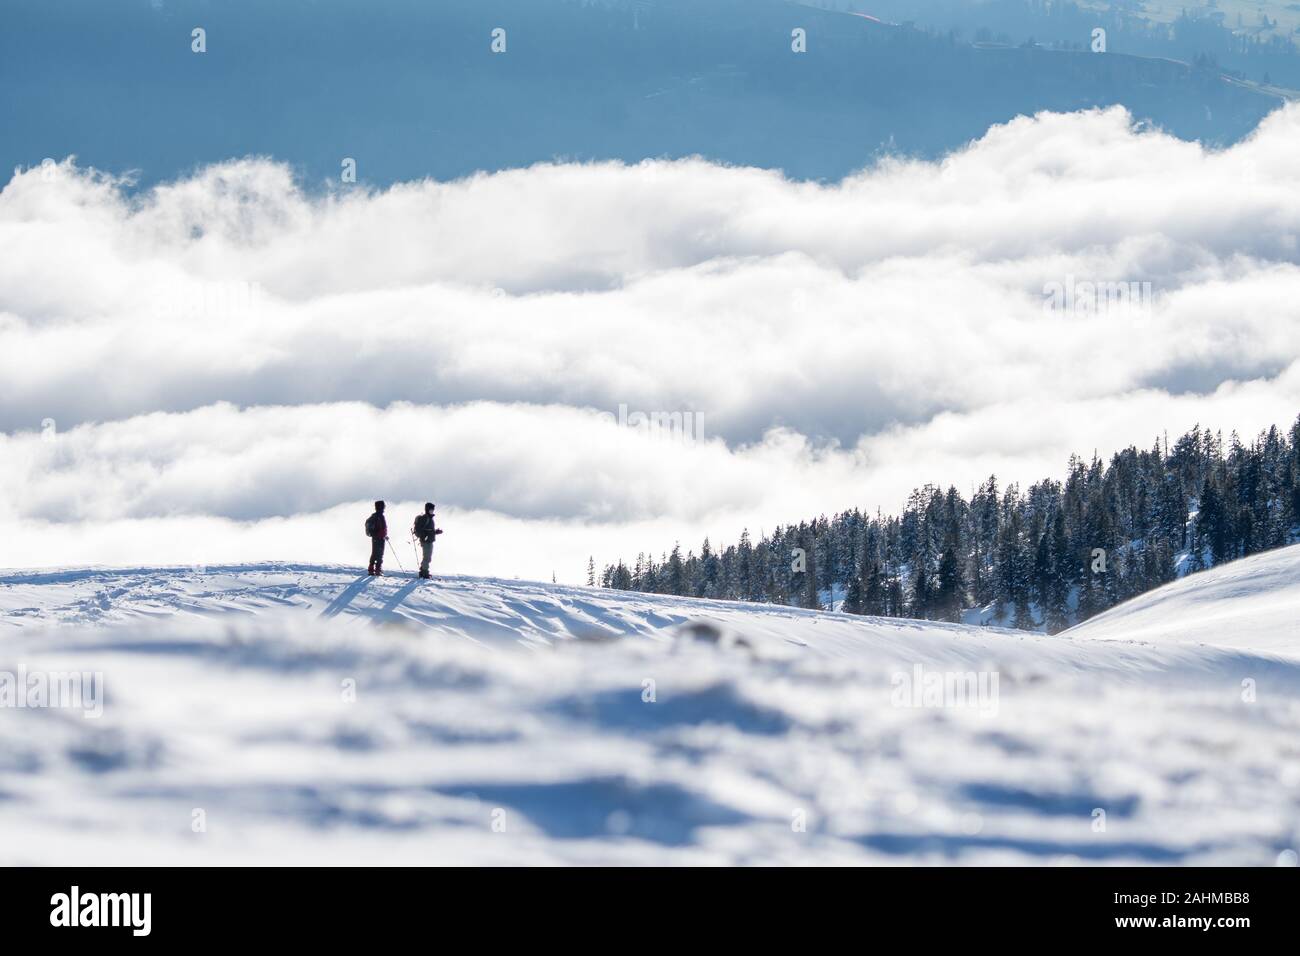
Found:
[2,105,1299,580]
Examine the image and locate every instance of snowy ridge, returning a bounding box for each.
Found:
[1065,543,1300,656]
[1,554,1299,865]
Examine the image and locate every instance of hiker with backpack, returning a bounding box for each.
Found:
[412,502,444,579]
[364,500,388,576]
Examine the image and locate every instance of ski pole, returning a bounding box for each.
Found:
[385,537,406,573]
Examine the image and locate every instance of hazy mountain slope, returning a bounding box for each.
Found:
[2,0,1281,186]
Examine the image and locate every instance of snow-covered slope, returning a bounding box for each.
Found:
[1065,543,1300,657]
[1,561,1298,866]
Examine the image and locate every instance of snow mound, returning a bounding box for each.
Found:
[1065,543,1300,657]
[0,563,1008,656]
[1,564,1298,865]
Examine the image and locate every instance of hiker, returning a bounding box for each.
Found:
[364,500,388,576]
[412,502,443,579]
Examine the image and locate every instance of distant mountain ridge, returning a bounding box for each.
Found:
[2,0,1283,187]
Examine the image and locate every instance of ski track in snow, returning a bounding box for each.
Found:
[1,550,1299,866]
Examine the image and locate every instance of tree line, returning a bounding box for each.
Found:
[596,416,1300,633]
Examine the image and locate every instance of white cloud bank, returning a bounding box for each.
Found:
[2,106,1299,578]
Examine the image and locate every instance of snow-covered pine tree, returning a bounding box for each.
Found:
[598,416,1300,632]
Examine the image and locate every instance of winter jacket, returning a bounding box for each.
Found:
[413,513,441,544]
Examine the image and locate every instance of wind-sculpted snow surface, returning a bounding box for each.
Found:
[0,558,1298,865]
[1065,544,1300,657]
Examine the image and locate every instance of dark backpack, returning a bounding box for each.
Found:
[414,513,434,540]
[365,514,379,537]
